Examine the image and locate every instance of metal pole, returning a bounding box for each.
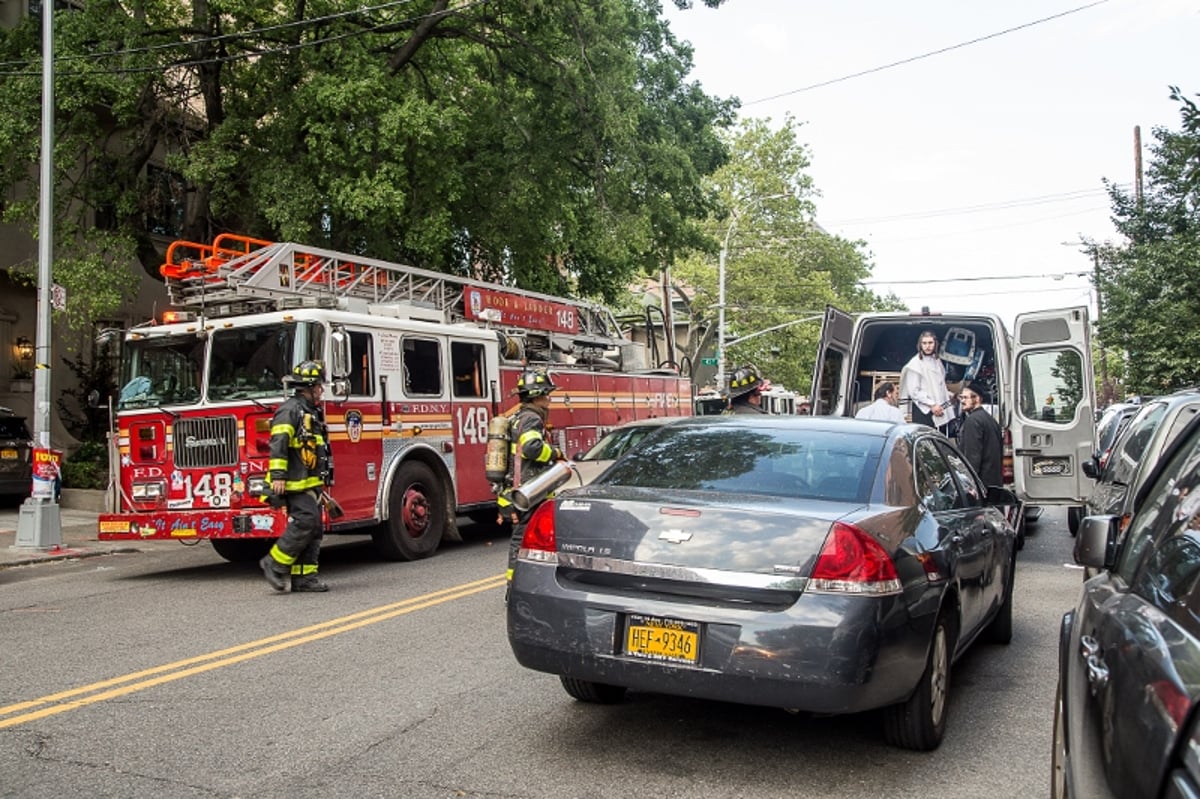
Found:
[1093,249,1110,403]
[714,192,787,393]
[716,219,738,392]
[15,0,63,549]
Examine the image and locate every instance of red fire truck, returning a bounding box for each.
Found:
[98,235,692,562]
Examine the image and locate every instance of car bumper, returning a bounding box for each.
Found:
[507,563,932,715]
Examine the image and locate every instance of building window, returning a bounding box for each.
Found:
[144,165,186,237]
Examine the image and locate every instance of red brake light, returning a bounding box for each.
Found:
[520,500,557,554]
[1001,426,1014,484]
[810,522,901,594]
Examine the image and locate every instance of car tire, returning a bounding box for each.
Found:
[1067,505,1083,538]
[373,461,446,561]
[1051,681,1069,798]
[560,676,627,704]
[883,612,952,751]
[986,555,1016,645]
[210,538,273,563]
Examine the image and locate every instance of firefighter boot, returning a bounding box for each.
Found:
[259,555,290,592]
[291,574,329,593]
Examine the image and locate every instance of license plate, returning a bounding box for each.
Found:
[624,614,700,665]
[0,448,16,460]
[1032,457,1071,476]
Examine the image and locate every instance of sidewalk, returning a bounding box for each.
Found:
[0,492,142,568]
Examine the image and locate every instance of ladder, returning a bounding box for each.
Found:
[158,235,626,345]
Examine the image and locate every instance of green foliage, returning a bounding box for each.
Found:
[1093,87,1200,395]
[0,1,738,319]
[670,116,902,392]
[56,351,117,442]
[61,438,109,491]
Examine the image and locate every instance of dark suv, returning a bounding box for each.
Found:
[1054,412,1200,797]
[0,408,33,497]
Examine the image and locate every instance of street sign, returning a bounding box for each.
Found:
[700,357,718,366]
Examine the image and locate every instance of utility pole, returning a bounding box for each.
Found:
[15,0,63,550]
[1134,126,1144,206]
[1093,248,1111,404]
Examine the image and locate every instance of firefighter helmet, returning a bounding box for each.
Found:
[727,364,763,399]
[516,367,558,399]
[285,360,326,388]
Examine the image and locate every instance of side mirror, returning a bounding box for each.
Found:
[330,378,351,399]
[1074,515,1120,570]
[329,326,350,380]
[1082,459,1099,479]
[985,485,1018,506]
[87,389,102,409]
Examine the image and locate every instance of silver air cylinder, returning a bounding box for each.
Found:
[512,461,576,512]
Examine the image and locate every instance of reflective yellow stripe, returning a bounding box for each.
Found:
[269,544,296,565]
[268,458,288,471]
[284,476,323,491]
[289,564,319,576]
[270,423,295,437]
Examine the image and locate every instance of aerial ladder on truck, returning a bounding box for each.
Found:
[156,234,635,360]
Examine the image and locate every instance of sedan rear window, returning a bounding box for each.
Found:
[0,418,31,440]
[598,425,883,503]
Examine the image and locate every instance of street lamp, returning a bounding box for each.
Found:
[716,193,788,391]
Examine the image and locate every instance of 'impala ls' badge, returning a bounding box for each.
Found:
[658,529,692,544]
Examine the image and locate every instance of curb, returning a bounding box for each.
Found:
[2,544,144,569]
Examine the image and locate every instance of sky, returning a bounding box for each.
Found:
[661,0,1199,329]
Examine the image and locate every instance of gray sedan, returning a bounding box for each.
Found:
[507,416,1019,751]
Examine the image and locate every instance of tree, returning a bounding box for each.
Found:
[1093,87,1200,394]
[0,0,735,329]
[669,116,904,392]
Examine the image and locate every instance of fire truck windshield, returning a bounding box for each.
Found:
[118,334,204,409]
[208,321,324,401]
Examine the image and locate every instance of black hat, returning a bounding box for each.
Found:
[963,380,990,403]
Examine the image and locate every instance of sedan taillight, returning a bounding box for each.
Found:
[519,500,558,563]
[810,522,902,595]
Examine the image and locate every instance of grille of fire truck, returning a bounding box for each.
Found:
[160,238,624,345]
[173,416,240,468]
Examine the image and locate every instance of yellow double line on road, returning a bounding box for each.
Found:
[0,574,505,730]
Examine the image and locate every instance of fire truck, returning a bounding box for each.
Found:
[98,235,693,562]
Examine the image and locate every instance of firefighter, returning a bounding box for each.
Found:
[498,367,567,593]
[259,360,333,593]
[725,364,769,415]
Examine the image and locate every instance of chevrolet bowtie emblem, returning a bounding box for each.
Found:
[658,529,692,544]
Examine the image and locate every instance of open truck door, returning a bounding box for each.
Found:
[810,305,853,415]
[1011,306,1096,504]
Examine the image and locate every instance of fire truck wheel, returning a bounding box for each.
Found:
[374,461,445,561]
[210,538,273,563]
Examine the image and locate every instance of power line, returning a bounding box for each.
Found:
[826,186,1123,226]
[0,0,491,78]
[744,0,1111,106]
[861,271,1089,286]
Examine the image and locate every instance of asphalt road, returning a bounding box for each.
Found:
[0,511,1083,799]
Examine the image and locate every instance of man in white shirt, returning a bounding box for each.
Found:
[902,329,955,433]
[856,381,907,423]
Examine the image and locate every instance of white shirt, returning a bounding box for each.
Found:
[856,398,907,423]
[902,353,955,423]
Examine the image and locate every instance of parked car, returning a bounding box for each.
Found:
[1054,412,1200,798]
[1092,401,1143,471]
[0,407,33,498]
[569,417,674,485]
[508,416,1019,751]
[1070,389,1200,536]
